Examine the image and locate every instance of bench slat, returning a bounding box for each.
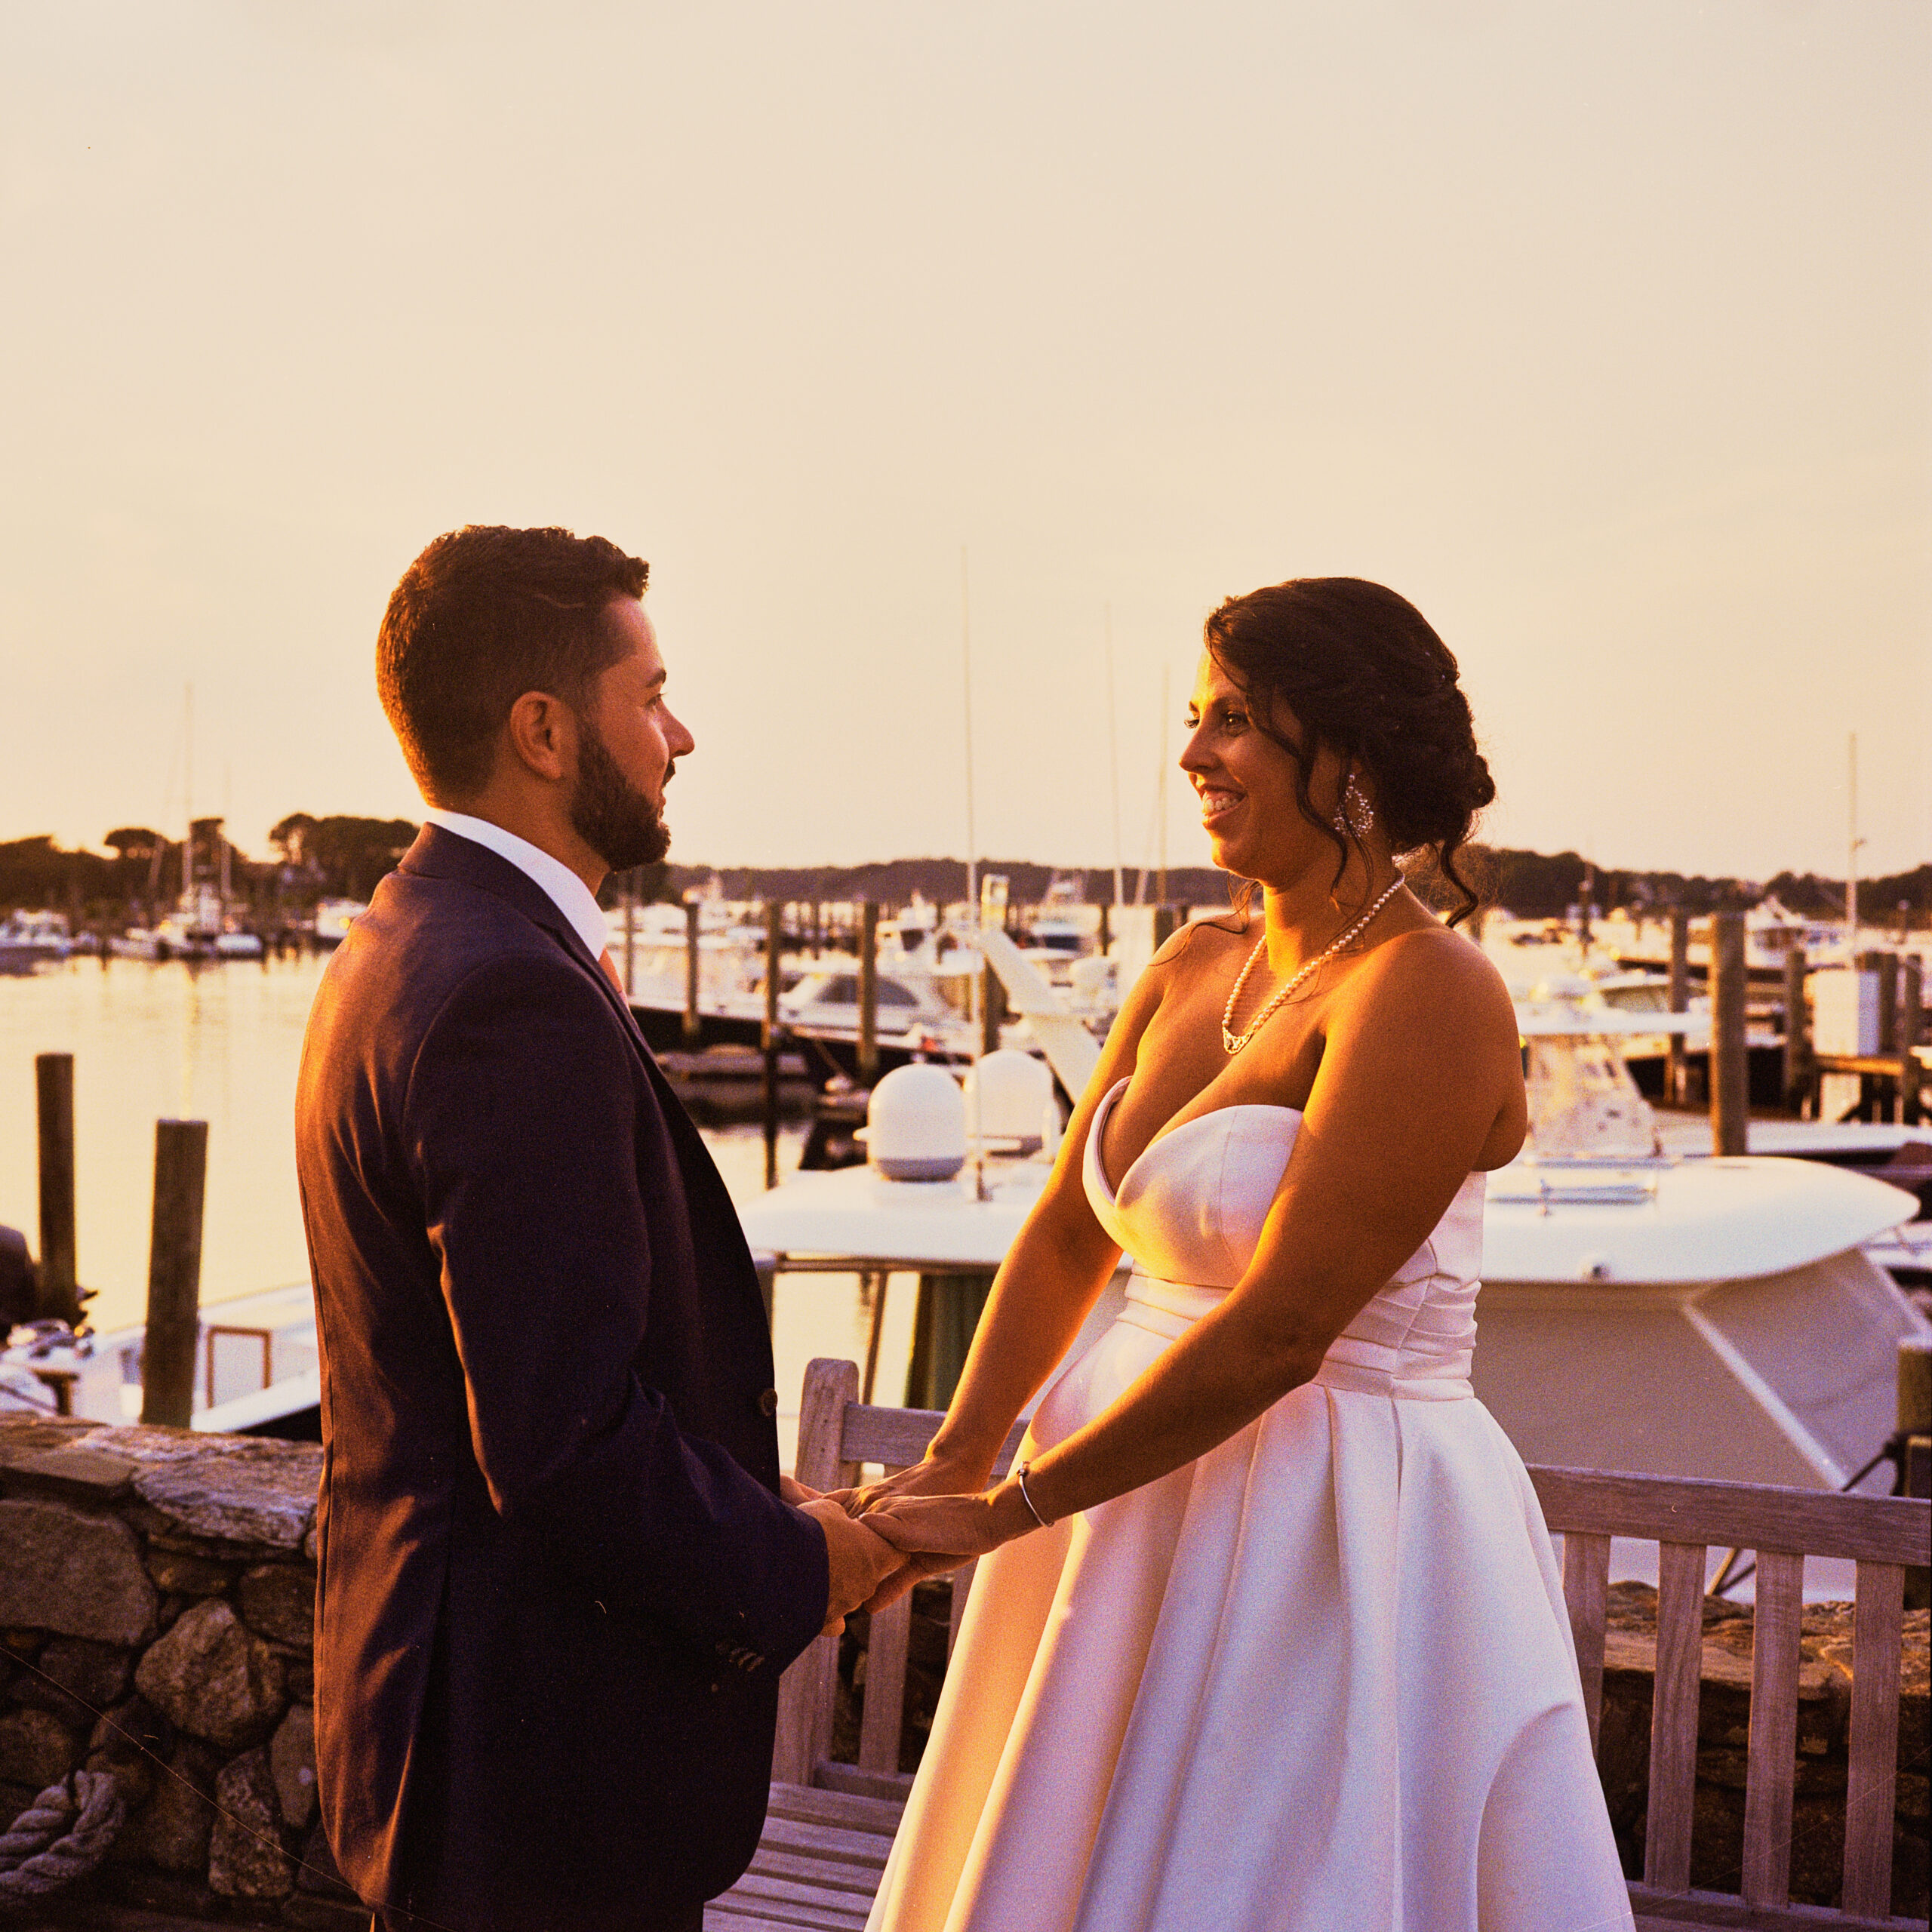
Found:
[749,1845,888,1895]
[1627,1878,1924,1928]
[814,1761,915,1805]
[1529,1466,1928,1567]
[1842,1560,1905,1918]
[756,1814,894,1869]
[1561,1528,1610,1752]
[721,1869,877,1927]
[709,1896,871,1932]
[841,1407,1028,1473]
[707,1909,851,1932]
[859,1592,913,1773]
[1644,1540,1706,1891]
[766,1780,906,1835]
[1742,1549,1804,1907]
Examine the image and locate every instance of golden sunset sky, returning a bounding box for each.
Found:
[3,0,1927,881]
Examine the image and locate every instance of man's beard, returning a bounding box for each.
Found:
[569,720,670,871]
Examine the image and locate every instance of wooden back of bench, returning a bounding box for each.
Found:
[1531,1464,1926,1927]
[774,1358,1930,1927]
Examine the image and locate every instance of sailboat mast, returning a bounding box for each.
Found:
[1847,732,1860,947]
[1157,663,1169,906]
[1106,605,1123,909]
[182,684,194,900]
[961,546,977,928]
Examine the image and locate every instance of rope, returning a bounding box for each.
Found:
[0,1770,127,1900]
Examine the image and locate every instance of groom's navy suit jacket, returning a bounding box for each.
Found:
[295,826,827,1930]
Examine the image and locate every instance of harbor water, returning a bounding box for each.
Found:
[0,952,918,1451]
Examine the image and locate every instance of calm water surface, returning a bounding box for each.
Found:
[0,953,909,1435]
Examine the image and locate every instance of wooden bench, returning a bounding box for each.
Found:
[1537,1466,1927,1930]
[706,1360,1930,1931]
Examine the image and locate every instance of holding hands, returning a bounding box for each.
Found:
[829,1450,1048,1614]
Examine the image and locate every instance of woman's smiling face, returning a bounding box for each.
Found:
[1180,652,1352,888]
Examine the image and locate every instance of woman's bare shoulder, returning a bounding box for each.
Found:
[1343,921,1518,1038]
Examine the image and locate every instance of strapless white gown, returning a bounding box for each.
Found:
[867,1080,1634,1932]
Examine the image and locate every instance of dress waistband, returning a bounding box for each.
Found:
[1118,1269,1473,1402]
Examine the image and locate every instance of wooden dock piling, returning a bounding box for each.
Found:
[620,873,635,997]
[762,903,783,1189]
[1900,956,1924,1127]
[1781,947,1813,1115]
[1709,910,1749,1155]
[857,902,879,1084]
[981,962,1008,1056]
[33,1052,80,1326]
[140,1118,208,1428]
[1666,909,1690,1107]
[682,900,702,1046]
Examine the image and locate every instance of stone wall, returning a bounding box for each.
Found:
[0,1413,359,1928]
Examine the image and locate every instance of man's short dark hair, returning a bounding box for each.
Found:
[377,525,650,803]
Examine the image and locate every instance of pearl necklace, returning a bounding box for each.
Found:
[1220,875,1406,1054]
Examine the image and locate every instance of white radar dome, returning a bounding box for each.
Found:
[867,1063,967,1181]
[963,1049,1054,1153]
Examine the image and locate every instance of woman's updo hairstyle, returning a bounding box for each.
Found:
[1202,577,1495,926]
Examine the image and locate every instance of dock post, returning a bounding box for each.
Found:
[1709,910,1749,1155]
[1152,905,1178,953]
[1097,901,1110,955]
[683,900,702,1046]
[141,1119,208,1428]
[1899,955,1924,1128]
[34,1053,81,1326]
[1900,1337,1930,1607]
[1666,909,1689,1107]
[1780,947,1814,1116]
[981,961,1008,1056]
[857,902,879,1084]
[762,903,783,1189]
[620,871,635,998]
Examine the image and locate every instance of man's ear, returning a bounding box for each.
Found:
[503,691,576,784]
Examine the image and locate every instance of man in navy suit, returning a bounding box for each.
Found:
[296,525,895,1932]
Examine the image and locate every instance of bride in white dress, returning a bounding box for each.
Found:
[846,578,1634,1932]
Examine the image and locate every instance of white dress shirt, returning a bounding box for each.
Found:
[423,809,610,961]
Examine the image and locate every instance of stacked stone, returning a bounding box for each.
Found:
[1595,1581,1930,1915]
[0,1412,359,1928]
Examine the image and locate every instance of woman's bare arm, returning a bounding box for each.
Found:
[860,932,1524,1557]
[863,941,1173,1492]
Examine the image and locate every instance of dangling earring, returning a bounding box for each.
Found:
[1334,775,1375,837]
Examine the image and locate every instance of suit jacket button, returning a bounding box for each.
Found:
[758,1388,779,1417]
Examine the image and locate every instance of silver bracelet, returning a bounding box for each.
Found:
[1013,1461,1054,1531]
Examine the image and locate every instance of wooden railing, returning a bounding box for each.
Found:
[763,1360,1930,1932]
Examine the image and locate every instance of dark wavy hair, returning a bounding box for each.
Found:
[377,525,650,803]
[1201,577,1494,926]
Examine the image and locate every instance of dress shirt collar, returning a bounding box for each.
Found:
[421,809,609,961]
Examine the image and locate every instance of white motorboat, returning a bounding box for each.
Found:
[0,910,74,972]
[738,934,1927,1503]
[310,897,368,949]
[2,1281,320,1436]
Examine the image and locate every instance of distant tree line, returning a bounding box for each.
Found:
[2,823,1926,929]
[0,814,420,921]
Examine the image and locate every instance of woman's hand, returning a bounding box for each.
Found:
[839,1447,996,1520]
[859,1478,1039,1565]
[823,1451,1011,1613]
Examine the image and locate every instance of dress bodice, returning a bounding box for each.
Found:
[1082,1077,1487,1399]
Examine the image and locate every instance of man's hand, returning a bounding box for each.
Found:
[799,1497,899,1637]
[827,1448,1001,1615]
[780,1475,820,1507]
